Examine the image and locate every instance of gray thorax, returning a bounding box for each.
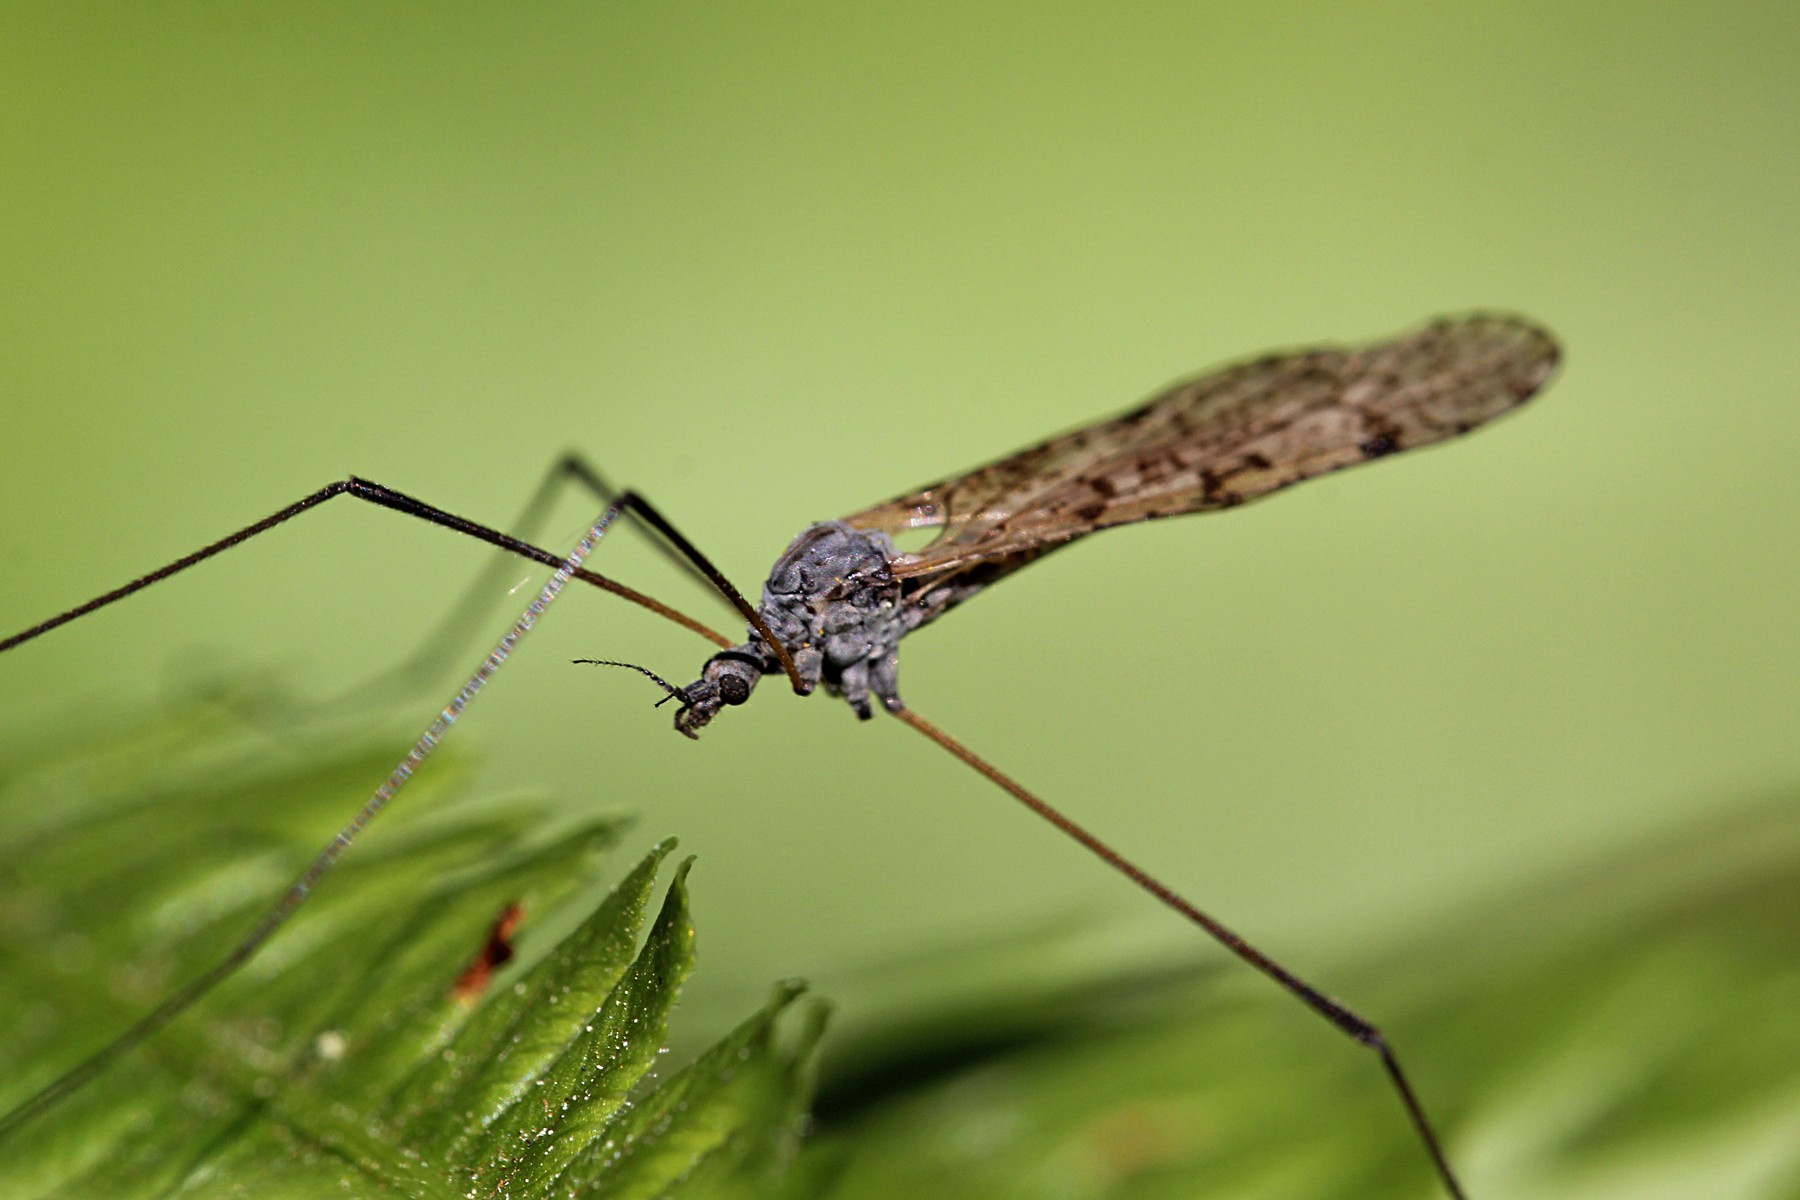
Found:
[675,521,924,737]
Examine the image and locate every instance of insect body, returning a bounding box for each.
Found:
[677,314,1558,736]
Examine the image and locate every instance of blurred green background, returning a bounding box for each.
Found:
[1,0,1796,1126]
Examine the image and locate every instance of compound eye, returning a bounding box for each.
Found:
[718,675,752,706]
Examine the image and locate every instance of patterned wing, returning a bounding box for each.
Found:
[843,315,1559,583]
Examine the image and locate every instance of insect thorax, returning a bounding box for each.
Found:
[674,521,919,737]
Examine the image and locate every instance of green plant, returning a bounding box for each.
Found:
[0,702,825,1198]
[7,698,1800,1199]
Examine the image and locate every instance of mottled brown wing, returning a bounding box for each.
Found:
[843,314,1558,583]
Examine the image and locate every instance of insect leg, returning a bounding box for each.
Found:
[353,468,804,696]
[0,477,728,659]
[0,506,624,1144]
[892,705,1469,1200]
[553,454,739,604]
[351,454,743,699]
[585,489,809,695]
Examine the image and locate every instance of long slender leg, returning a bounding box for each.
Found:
[357,459,592,694]
[356,455,742,698]
[0,506,625,1144]
[610,492,807,694]
[892,706,1468,1200]
[554,455,734,602]
[0,477,732,658]
[331,475,800,695]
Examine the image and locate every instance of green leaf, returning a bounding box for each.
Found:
[389,837,680,1143]
[0,702,827,1199]
[460,857,700,1188]
[550,980,824,1199]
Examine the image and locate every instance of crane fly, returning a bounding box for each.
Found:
[0,313,1560,1198]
